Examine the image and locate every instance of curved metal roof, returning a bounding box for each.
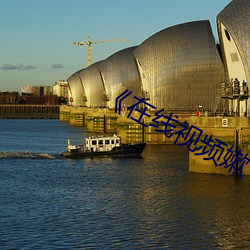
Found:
[99,46,141,108]
[217,0,250,83]
[134,20,225,111]
[67,69,85,106]
[79,61,105,108]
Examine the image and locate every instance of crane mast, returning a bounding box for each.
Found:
[73,35,129,66]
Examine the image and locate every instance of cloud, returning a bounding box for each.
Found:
[51,63,64,69]
[1,63,36,70]
[23,64,36,70]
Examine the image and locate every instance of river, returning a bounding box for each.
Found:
[0,119,249,249]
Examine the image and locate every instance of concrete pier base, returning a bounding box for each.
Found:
[188,117,250,176]
[59,106,71,122]
[60,106,190,144]
[60,106,250,176]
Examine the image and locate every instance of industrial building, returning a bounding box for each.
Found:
[21,86,53,96]
[52,80,68,99]
[67,0,249,116]
[0,92,19,104]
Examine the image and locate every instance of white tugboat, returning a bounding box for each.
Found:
[62,134,146,158]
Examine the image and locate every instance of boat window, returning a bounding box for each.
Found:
[116,139,120,144]
[105,140,110,144]
[98,140,103,145]
[92,140,97,145]
[111,139,114,144]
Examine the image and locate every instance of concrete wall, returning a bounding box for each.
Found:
[59,106,191,144]
[60,106,250,176]
[188,117,250,176]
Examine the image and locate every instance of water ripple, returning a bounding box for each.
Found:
[0,120,250,249]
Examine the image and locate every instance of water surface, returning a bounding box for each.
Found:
[0,120,249,249]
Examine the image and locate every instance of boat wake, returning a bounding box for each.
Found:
[0,151,55,159]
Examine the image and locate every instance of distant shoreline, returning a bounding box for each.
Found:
[0,104,59,119]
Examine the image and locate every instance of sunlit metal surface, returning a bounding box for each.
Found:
[217,0,250,83]
[68,21,227,112]
[67,69,85,106]
[133,20,225,111]
[217,0,250,115]
[79,61,105,107]
[99,46,141,108]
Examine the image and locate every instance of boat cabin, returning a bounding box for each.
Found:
[85,135,121,152]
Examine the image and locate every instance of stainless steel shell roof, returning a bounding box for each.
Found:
[79,61,105,108]
[68,21,227,112]
[67,69,85,106]
[133,20,225,111]
[217,0,250,84]
[99,46,141,108]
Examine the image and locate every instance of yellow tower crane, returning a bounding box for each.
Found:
[73,35,129,66]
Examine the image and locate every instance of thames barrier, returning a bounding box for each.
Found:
[62,0,250,176]
[59,105,250,176]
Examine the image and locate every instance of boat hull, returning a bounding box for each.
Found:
[62,142,146,159]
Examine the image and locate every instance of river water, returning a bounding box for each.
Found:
[0,119,249,249]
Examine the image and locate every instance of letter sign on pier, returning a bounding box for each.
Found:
[222,118,228,127]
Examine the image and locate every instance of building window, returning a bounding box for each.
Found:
[224,29,231,42]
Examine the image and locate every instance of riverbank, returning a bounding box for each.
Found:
[0,104,59,119]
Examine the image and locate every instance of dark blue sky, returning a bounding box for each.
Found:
[0,0,231,91]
